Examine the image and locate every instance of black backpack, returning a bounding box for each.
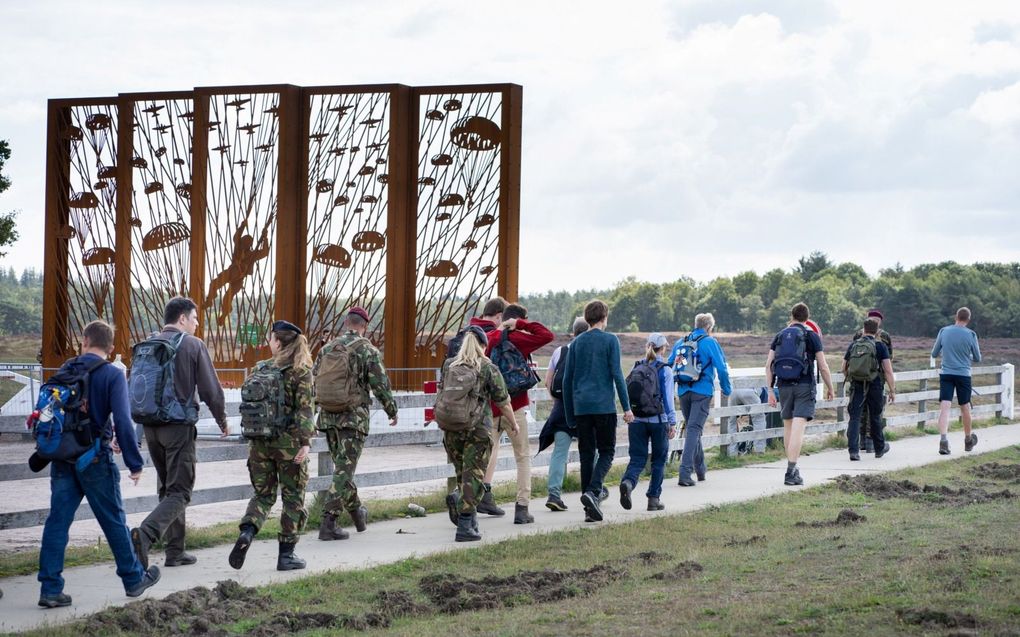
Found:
[129,332,198,426]
[488,329,540,396]
[29,356,107,463]
[626,360,665,419]
[549,345,569,400]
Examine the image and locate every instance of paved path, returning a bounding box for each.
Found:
[2,424,1018,634]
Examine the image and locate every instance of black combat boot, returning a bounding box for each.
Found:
[277,542,306,571]
[513,503,534,525]
[228,523,257,570]
[349,506,368,533]
[445,491,460,526]
[477,487,505,516]
[318,512,350,541]
[455,513,482,542]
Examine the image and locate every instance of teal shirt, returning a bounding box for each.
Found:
[562,328,630,425]
[931,325,981,376]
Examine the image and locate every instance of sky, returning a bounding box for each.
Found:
[0,0,1018,294]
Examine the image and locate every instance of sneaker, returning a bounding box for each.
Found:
[164,552,197,567]
[619,480,633,511]
[849,452,860,461]
[696,472,706,482]
[126,566,161,598]
[677,476,696,487]
[599,486,610,502]
[939,439,951,455]
[965,433,978,452]
[784,468,803,486]
[580,491,603,522]
[545,495,568,512]
[38,593,72,608]
[875,442,890,459]
[584,514,595,523]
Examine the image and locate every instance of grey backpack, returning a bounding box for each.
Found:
[434,361,486,431]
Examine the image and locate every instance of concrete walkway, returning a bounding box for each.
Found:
[2,424,1018,634]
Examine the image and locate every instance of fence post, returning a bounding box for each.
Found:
[836,381,846,428]
[917,377,927,430]
[718,392,730,458]
[999,363,1014,421]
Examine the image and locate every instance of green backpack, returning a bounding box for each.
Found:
[846,338,879,383]
[240,362,290,439]
[433,361,486,432]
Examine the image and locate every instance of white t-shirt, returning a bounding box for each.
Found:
[548,345,564,373]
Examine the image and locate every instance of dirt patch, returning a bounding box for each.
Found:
[248,610,390,636]
[84,580,271,636]
[897,607,978,629]
[375,589,431,617]
[972,462,1020,483]
[648,560,704,581]
[620,550,671,565]
[419,564,624,614]
[795,509,867,528]
[723,535,767,547]
[932,544,1018,562]
[834,474,1016,506]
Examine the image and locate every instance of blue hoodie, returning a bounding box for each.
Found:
[667,329,732,398]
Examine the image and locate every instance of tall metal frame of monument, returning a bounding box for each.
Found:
[41,83,522,379]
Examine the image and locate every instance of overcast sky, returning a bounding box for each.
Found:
[1,0,1018,294]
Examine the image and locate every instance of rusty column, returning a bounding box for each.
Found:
[113,96,135,360]
[41,102,72,370]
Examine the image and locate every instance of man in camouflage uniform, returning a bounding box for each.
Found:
[315,307,398,540]
[851,309,894,453]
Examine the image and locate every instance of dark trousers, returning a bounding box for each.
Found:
[847,381,886,454]
[140,424,196,557]
[622,420,670,498]
[38,450,144,595]
[577,413,617,496]
[679,393,710,480]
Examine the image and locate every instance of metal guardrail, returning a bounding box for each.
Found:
[0,364,1013,530]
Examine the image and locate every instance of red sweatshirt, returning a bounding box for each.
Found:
[484,318,554,415]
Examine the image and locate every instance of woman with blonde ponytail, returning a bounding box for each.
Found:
[229,320,314,572]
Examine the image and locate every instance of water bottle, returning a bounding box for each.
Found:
[407,503,426,517]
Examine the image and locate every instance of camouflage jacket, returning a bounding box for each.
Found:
[852,328,893,361]
[250,360,315,449]
[315,330,398,433]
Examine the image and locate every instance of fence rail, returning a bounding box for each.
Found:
[0,364,1013,530]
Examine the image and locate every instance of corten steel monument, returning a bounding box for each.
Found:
[41,83,522,384]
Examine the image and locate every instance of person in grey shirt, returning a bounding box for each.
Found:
[931,306,982,456]
[726,388,767,455]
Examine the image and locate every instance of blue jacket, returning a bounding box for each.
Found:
[79,353,145,473]
[563,328,630,425]
[667,329,732,398]
[631,356,677,426]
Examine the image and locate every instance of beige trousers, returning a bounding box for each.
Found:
[486,408,532,506]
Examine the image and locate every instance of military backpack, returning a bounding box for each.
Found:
[846,337,880,383]
[315,337,369,412]
[433,362,487,432]
[240,362,289,440]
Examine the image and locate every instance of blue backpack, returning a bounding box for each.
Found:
[773,325,811,382]
[673,333,707,384]
[488,329,539,396]
[30,356,107,465]
[129,332,198,426]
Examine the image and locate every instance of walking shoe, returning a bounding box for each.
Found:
[849,452,861,461]
[584,513,595,523]
[864,438,875,453]
[126,566,161,598]
[696,472,706,482]
[784,468,804,486]
[349,506,369,533]
[580,491,603,522]
[318,512,350,541]
[875,442,891,459]
[545,495,568,511]
[38,593,72,608]
[455,513,481,542]
[477,490,505,516]
[599,486,610,502]
[965,433,978,452]
[939,439,951,455]
[513,503,534,525]
[445,492,460,525]
[647,497,664,511]
[677,476,696,487]
[619,480,633,510]
[277,542,306,571]
[130,528,150,571]
[229,525,256,570]
[164,552,197,567]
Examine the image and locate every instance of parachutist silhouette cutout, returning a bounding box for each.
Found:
[205,211,273,326]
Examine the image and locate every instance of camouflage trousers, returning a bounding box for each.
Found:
[443,423,492,515]
[323,427,367,514]
[241,442,309,544]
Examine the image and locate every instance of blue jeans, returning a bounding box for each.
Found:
[679,393,710,480]
[38,449,145,596]
[547,430,601,499]
[622,420,670,498]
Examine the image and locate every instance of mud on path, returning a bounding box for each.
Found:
[834,473,1016,506]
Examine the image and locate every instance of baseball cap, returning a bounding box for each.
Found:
[647,333,668,348]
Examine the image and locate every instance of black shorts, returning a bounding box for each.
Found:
[939,374,972,405]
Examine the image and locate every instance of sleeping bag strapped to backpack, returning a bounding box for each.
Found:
[626,359,665,418]
[29,356,107,463]
[846,337,880,383]
[772,324,811,382]
[433,362,487,431]
[488,329,539,395]
[673,333,707,384]
[239,362,289,439]
[314,337,368,413]
[129,332,198,426]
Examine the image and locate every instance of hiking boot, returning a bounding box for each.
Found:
[849,452,860,461]
[126,566,161,598]
[349,506,369,533]
[875,442,891,459]
[599,486,610,502]
[477,490,505,516]
[513,503,534,525]
[445,492,460,526]
[647,497,664,511]
[455,513,481,542]
[580,491,603,522]
[965,433,978,452]
[677,476,696,487]
[38,593,72,608]
[545,495,568,511]
[229,524,256,570]
[277,542,306,571]
[164,552,197,567]
[619,480,633,510]
[130,528,150,571]
[318,512,350,541]
[939,439,951,455]
[784,468,803,486]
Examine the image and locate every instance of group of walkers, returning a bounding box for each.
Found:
[25,292,984,607]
